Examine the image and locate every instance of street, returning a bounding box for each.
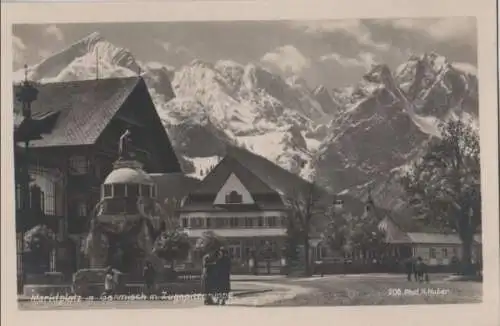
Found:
[18,273,481,309]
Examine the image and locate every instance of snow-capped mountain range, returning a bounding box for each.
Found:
[13,32,479,211]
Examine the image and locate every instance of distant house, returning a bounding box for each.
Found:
[178,154,289,272]
[314,195,482,266]
[377,215,482,266]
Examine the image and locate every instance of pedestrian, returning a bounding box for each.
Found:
[143,261,156,296]
[414,257,424,282]
[404,257,413,281]
[215,247,231,305]
[202,250,218,305]
[103,266,115,297]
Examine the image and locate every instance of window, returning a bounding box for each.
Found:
[215,218,224,228]
[152,186,157,198]
[225,191,242,204]
[114,184,126,197]
[103,184,112,197]
[140,184,151,198]
[69,156,88,175]
[429,248,437,259]
[257,217,263,227]
[280,216,287,227]
[452,247,459,257]
[320,246,328,259]
[29,184,44,211]
[206,218,212,228]
[29,168,56,216]
[245,217,253,227]
[77,202,87,217]
[229,217,241,228]
[182,218,188,228]
[229,246,241,259]
[442,248,448,258]
[127,184,139,197]
[267,216,277,227]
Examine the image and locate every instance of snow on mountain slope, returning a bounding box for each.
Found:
[13,33,479,212]
[313,53,478,211]
[157,59,324,175]
[185,156,221,179]
[14,32,140,83]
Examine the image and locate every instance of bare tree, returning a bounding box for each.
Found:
[285,181,326,276]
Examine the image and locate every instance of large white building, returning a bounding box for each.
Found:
[178,155,288,272]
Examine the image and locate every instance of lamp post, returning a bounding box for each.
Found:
[15,64,39,293]
[16,65,38,220]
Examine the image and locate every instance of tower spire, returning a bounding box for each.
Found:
[16,64,38,120]
[24,64,28,82]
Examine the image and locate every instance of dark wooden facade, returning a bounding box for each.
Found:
[13,76,181,237]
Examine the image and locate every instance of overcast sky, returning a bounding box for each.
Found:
[13,18,477,88]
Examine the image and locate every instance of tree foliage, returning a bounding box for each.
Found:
[152,230,191,263]
[344,211,386,256]
[321,204,386,258]
[400,119,480,272]
[161,197,182,229]
[195,230,226,254]
[24,224,56,253]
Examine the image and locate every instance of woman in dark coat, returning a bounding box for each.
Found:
[202,250,218,305]
[215,247,231,305]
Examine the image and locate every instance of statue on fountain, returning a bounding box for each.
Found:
[118,129,132,160]
[75,136,190,296]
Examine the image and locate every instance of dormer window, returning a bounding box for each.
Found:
[225,190,242,204]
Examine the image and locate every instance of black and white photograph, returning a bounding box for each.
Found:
[2,2,498,323]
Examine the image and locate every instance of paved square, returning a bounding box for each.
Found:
[18,274,482,309]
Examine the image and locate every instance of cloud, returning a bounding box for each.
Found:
[157,41,196,58]
[381,17,476,44]
[12,35,26,67]
[320,51,377,70]
[292,20,391,52]
[261,45,311,75]
[45,25,64,42]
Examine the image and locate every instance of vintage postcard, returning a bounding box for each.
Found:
[1,1,498,326]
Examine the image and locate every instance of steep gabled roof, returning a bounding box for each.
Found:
[223,145,316,197]
[12,76,141,147]
[182,153,286,211]
[192,155,277,196]
[149,172,200,202]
